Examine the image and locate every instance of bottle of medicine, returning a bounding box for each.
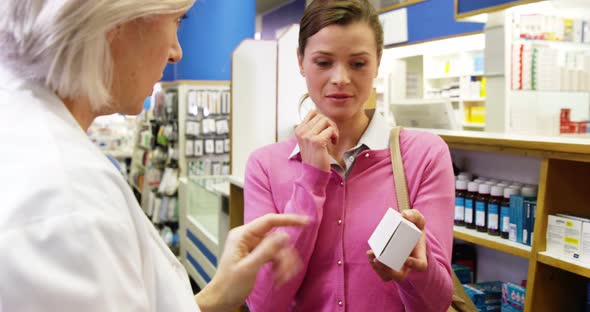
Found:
[458,172,473,181]
[487,186,504,236]
[455,180,468,226]
[475,183,490,232]
[465,182,479,229]
[500,187,520,239]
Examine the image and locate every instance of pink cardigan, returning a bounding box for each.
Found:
[244,129,455,312]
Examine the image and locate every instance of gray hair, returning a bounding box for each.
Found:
[0,0,194,111]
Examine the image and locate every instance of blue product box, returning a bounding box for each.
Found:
[529,202,536,246]
[509,195,524,243]
[501,282,526,312]
[464,281,503,307]
[523,200,536,246]
[453,264,473,284]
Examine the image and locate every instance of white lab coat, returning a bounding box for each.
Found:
[0,67,200,312]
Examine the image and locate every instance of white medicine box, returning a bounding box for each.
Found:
[368,208,422,271]
[547,214,584,261]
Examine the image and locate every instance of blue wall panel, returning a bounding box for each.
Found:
[174,0,255,81]
[402,0,484,45]
[261,0,306,40]
[161,63,176,82]
[457,0,523,15]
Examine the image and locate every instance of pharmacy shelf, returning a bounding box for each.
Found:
[425,74,462,80]
[453,226,532,259]
[461,97,486,102]
[515,38,590,50]
[537,251,590,279]
[462,122,486,129]
[425,72,484,80]
[444,97,486,103]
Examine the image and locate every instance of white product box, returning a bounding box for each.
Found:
[582,222,590,264]
[368,208,422,271]
[547,214,583,260]
[546,215,566,255]
[558,214,590,264]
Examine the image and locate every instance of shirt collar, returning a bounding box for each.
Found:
[288,109,391,160]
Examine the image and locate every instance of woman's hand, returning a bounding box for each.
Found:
[295,110,339,172]
[196,214,308,312]
[366,209,428,282]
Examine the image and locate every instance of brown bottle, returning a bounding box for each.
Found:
[487,186,504,236]
[464,182,479,229]
[455,180,468,226]
[475,184,490,232]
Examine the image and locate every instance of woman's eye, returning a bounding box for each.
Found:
[315,60,331,67]
[351,61,366,68]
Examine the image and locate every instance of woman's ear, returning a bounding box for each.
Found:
[297,50,305,77]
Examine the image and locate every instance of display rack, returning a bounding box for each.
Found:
[127,85,183,255]
[482,2,590,134]
[433,129,590,312]
[128,116,151,201]
[164,81,232,179]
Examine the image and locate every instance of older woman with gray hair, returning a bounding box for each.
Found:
[0,1,306,311]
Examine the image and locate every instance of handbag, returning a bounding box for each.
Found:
[389,127,478,312]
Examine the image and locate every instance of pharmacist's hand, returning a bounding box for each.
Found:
[295,110,339,172]
[196,214,308,312]
[366,210,428,282]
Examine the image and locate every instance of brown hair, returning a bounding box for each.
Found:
[298,0,384,61]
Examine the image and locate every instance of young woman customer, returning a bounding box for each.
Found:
[244,0,455,311]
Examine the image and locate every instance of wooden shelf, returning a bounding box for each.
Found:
[453,226,531,259]
[426,129,590,162]
[537,251,590,279]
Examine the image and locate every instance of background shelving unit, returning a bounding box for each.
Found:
[378,33,487,131]
[482,2,590,135]
[435,129,590,312]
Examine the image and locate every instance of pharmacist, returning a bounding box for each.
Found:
[0,0,307,311]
